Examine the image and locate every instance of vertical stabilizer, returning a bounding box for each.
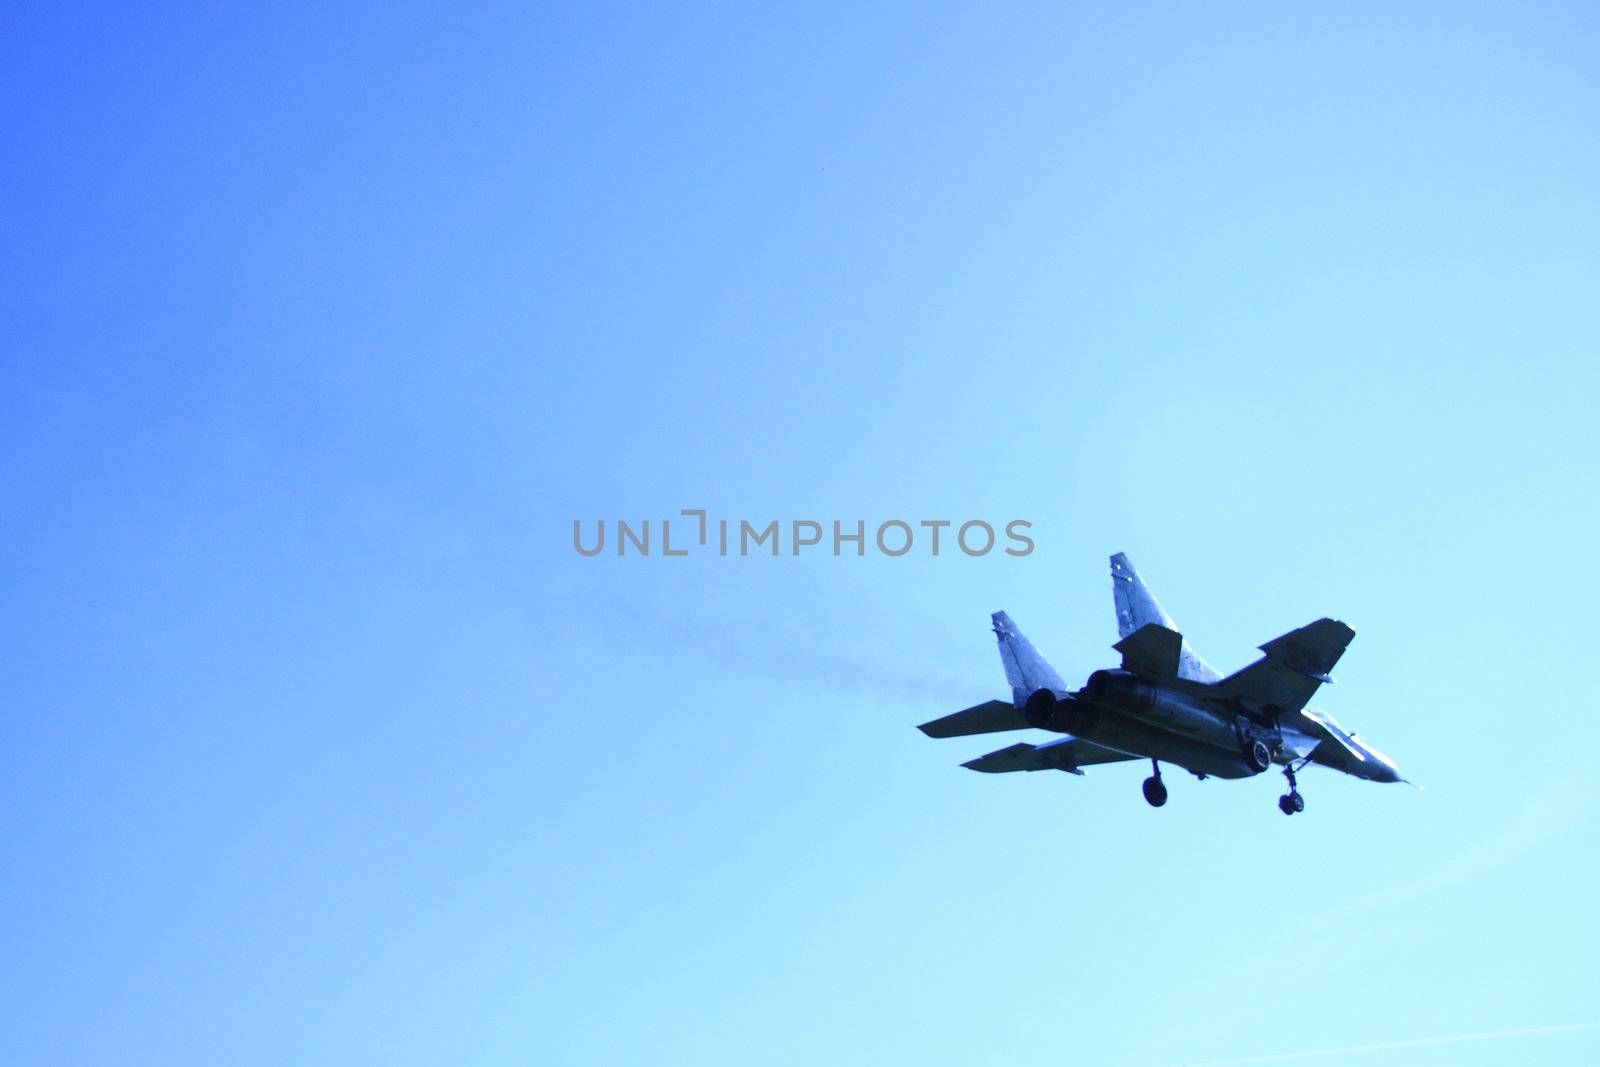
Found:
[1111,552,1177,637]
[1109,553,1221,683]
[991,611,1067,706]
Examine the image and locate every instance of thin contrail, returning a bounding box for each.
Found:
[1181,1021,1600,1066]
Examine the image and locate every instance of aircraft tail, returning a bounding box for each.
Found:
[991,611,1067,705]
[1110,552,1179,638]
[1109,553,1221,683]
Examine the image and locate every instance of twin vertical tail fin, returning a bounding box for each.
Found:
[914,612,1065,737]
[1109,552,1221,683]
[991,611,1066,705]
[1110,552,1178,638]
[990,553,1213,705]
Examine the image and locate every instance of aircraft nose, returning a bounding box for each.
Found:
[1365,758,1401,783]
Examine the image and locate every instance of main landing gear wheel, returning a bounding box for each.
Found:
[1142,759,1167,807]
[1278,761,1306,815]
[1245,738,1272,774]
[1142,776,1168,807]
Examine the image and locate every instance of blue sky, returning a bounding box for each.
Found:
[4,3,1599,1064]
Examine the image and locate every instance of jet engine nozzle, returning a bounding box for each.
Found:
[1086,669,1158,714]
[1024,689,1096,734]
[1023,688,1058,730]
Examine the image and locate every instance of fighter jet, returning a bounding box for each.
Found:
[918,553,1404,814]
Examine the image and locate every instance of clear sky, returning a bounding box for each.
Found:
[4,4,1599,1065]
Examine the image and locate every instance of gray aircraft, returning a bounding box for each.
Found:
[919,553,1404,814]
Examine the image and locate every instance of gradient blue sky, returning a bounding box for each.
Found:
[5,4,1599,1065]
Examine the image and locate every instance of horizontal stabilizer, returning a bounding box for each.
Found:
[962,736,1137,774]
[918,699,1031,739]
[1217,618,1355,713]
[1113,622,1182,679]
[1260,618,1353,682]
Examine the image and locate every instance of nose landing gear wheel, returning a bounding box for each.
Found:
[1142,759,1167,807]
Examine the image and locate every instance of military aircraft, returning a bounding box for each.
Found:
[919,553,1404,814]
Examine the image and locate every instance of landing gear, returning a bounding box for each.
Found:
[1245,738,1273,774]
[1278,761,1306,816]
[1142,760,1168,808]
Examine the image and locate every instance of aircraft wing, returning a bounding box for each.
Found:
[962,735,1137,774]
[1215,618,1355,714]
